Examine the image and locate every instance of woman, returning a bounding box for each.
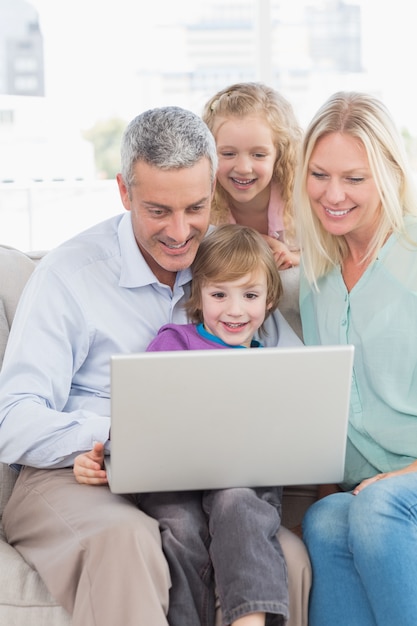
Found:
[296,91,417,625]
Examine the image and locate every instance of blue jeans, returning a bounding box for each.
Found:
[302,473,417,626]
[139,487,288,626]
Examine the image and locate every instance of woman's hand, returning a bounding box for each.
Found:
[262,235,300,270]
[353,459,417,495]
[73,441,108,485]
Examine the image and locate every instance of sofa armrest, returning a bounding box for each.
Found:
[0,246,36,327]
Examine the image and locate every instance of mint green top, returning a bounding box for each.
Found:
[300,215,417,490]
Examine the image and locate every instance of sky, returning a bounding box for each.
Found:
[29,0,417,135]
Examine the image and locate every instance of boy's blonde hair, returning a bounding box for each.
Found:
[202,82,302,242]
[186,224,282,334]
[295,91,417,288]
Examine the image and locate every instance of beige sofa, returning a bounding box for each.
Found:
[0,244,317,625]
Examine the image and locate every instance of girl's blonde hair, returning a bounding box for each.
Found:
[202,82,302,242]
[186,224,282,335]
[295,91,417,287]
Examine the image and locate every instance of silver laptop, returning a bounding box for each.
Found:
[106,345,354,493]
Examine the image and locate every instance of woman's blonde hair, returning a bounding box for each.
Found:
[295,91,417,287]
[202,82,302,242]
[186,224,282,335]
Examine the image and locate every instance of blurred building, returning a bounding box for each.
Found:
[0,0,95,182]
[0,0,371,183]
[0,0,44,97]
[135,0,366,125]
[306,0,361,72]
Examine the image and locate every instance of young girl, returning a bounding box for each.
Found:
[74,225,288,626]
[202,82,302,270]
[142,224,287,626]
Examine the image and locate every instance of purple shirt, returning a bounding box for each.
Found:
[146,323,262,351]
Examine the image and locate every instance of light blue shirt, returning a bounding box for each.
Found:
[300,215,417,489]
[0,212,300,468]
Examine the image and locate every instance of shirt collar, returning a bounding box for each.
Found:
[118,212,192,288]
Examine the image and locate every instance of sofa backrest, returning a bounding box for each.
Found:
[0,246,38,367]
[0,246,43,519]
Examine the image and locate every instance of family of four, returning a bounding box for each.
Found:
[0,84,416,626]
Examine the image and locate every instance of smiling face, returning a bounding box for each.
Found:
[200,269,271,348]
[214,115,277,209]
[306,132,382,246]
[117,159,214,288]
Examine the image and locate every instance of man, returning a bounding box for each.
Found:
[0,106,306,626]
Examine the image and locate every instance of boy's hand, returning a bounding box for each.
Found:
[73,442,108,485]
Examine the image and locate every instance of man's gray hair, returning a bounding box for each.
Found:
[120,106,218,187]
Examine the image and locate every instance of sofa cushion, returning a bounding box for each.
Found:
[0,464,18,520]
[0,525,71,624]
[279,266,303,340]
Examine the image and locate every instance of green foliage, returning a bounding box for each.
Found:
[83,117,126,179]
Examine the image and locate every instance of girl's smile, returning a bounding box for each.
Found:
[215,115,277,209]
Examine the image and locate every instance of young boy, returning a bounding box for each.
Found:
[142,224,288,626]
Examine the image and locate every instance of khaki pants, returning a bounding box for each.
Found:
[4,467,310,626]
